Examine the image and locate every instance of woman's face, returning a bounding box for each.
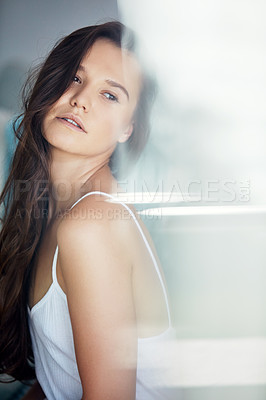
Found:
[42,39,142,159]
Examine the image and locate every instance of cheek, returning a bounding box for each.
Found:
[98,109,129,137]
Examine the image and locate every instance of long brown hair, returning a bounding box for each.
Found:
[0,21,156,382]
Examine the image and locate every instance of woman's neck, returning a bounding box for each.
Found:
[47,150,119,224]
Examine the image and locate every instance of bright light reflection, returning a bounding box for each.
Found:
[139,205,266,217]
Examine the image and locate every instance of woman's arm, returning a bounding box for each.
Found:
[21,380,46,400]
[57,199,137,400]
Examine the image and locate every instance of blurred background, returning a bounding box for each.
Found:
[0,0,266,399]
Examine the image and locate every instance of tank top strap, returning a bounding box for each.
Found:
[68,190,172,327]
[52,245,59,284]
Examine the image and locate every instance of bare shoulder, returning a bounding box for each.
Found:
[58,191,138,232]
[56,192,138,274]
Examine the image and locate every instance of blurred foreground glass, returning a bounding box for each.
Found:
[117,1,266,398]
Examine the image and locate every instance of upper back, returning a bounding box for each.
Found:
[60,190,172,336]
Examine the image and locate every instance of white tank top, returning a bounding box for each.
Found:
[28,191,176,400]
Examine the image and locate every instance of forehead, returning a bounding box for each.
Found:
[80,39,142,104]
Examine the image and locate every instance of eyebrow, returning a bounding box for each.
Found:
[77,65,130,101]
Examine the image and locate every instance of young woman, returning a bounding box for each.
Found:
[0,22,175,399]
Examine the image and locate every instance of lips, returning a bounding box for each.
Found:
[57,113,87,133]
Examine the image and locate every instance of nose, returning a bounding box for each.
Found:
[70,87,90,112]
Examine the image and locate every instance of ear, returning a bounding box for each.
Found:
[118,122,134,144]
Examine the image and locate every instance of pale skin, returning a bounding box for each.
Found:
[25,39,170,400]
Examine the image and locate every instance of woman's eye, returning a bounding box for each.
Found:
[103,92,118,102]
[73,76,81,84]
